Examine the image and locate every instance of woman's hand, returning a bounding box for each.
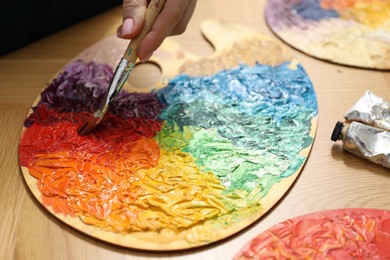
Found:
[117,0,197,62]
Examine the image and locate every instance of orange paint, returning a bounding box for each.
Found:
[20,105,237,233]
[20,105,163,231]
[321,0,390,27]
[28,135,159,222]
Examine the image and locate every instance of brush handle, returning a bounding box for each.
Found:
[123,0,166,62]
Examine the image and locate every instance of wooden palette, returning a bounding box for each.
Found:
[265,0,390,69]
[19,19,318,250]
[235,208,390,259]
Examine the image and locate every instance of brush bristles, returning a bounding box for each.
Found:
[78,118,99,136]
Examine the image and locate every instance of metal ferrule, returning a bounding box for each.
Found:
[338,121,390,168]
[344,90,390,131]
[106,58,135,104]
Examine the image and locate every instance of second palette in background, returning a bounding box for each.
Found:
[265,0,390,69]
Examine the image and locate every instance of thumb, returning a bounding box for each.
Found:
[117,0,147,39]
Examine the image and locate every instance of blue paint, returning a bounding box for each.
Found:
[156,62,318,181]
[293,0,339,21]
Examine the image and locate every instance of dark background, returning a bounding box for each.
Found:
[1,0,122,56]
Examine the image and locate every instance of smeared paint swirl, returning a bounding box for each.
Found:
[235,209,390,259]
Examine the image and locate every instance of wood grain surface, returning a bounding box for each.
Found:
[1,0,390,259]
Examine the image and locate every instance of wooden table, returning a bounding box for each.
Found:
[1,1,389,259]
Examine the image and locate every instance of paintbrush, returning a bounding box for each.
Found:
[78,0,166,135]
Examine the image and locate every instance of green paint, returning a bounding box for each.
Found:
[155,123,192,151]
[184,126,290,189]
[155,62,318,211]
[127,47,133,57]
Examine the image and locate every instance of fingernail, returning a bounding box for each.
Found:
[121,18,134,37]
[141,52,153,63]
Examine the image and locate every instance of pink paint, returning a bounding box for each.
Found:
[235,208,390,259]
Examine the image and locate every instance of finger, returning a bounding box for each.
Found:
[171,0,197,36]
[117,0,147,39]
[138,0,190,60]
[117,18,134,38]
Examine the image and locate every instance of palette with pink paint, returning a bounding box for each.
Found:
[265,0,390,69]
[235,208,390,259]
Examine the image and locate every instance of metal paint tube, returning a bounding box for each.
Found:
[331,121,390,168]
[344,90,390,131]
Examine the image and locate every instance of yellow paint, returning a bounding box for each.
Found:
[322,0,390,28]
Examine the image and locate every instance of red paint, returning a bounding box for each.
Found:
[20,104,163,229]
[20,104,162,166]
[235,209,390,260]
